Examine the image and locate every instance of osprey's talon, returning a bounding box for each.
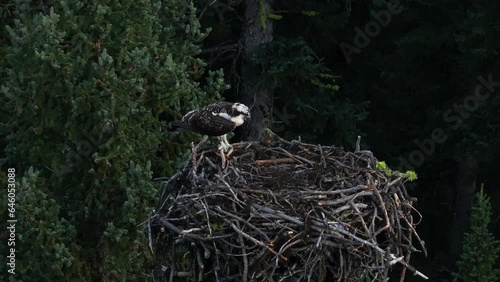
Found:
[218,141,233,168]
[225,147,234,158]
[219,148,227,168]
[218,142,232,153]
[217,143,224,151]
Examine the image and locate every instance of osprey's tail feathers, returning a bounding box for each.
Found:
[170,120,191,132]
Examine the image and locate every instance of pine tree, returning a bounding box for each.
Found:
[456,185,500,282]
[0,0,227,280]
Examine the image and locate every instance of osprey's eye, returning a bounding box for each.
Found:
[236,109,250,119]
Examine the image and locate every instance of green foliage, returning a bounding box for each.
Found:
[310,73,341,92]
[376,161,417,182]
[259,0,267,28]
[404,171,418,182]
[268,13,283,20]
[456,185,500,282]
[0,0,225,280]
[301,10,318,17]
[376,161,388,171]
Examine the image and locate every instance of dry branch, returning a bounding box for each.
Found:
[149,138,427,281]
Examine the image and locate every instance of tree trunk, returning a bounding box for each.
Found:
[450,158,478,259]
[240,0,273,141]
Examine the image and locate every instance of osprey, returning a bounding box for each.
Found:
[173,101,251,151]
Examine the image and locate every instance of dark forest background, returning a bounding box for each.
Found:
[1,0,499,281]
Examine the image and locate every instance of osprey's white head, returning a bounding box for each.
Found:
[230,103,250,126]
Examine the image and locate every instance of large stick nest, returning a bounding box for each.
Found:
[149,136,427,281]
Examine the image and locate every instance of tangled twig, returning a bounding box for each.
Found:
[150,138,427,281]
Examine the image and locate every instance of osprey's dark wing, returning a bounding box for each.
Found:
[182,102,236,136]
[201,101,234,113]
